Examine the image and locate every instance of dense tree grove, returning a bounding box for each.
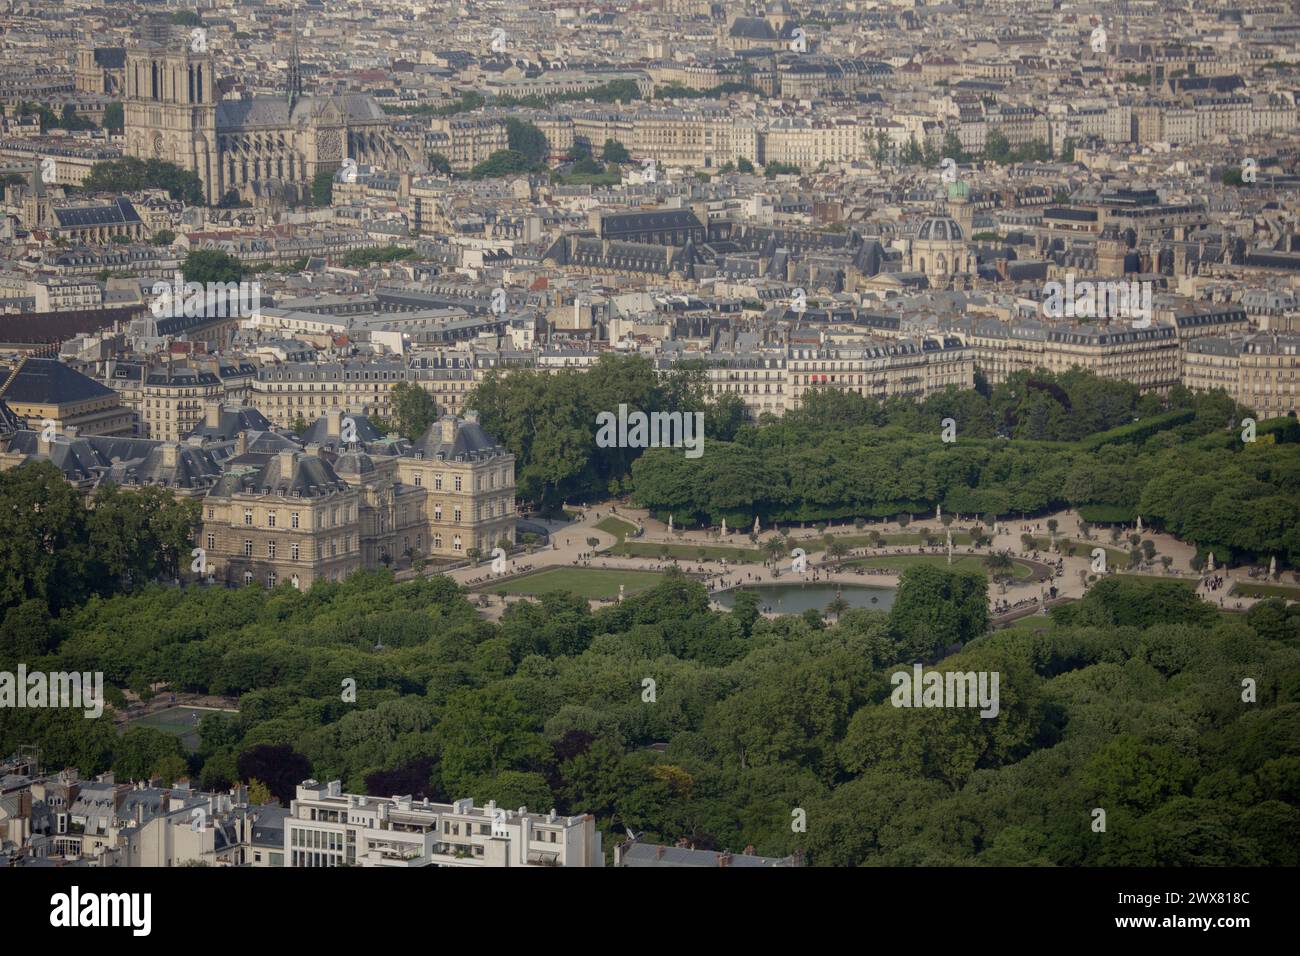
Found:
[628,372,1299,567]
[470,354,715,510]
[180,248,249,284]
[81,157,205,205]
[3,565,1297,865]
[469,356,1297,564]
[383,380,440,440]
[0,464,199,618]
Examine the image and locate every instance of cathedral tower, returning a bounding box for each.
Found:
[123,38,219,203]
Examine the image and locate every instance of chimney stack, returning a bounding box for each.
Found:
[204,402,221,429]
[278,448,297,475]
[161,442,179,469]
[326,408,342,439]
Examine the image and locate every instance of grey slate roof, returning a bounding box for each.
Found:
[209,452,347,499]
[3,358,115,405]
[411,413,510,462]
[298,412,386,447]
[249,805,288,847]
[4,430,222,489]
[53,199,141,229]
[185,406,275,441]
[215,93,386,131]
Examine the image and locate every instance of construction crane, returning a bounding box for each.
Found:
[0,354,28,400]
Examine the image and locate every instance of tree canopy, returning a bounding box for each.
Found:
[3,554,1295,866]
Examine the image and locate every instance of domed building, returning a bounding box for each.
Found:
[906,214,976,281]
[727,0,802,52]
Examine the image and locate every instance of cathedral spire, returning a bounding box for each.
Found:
[287,6,302,108]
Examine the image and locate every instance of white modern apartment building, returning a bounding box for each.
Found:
[285,780,604,868]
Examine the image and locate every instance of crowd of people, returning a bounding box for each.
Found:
[462,562,535,587]
[992,595,1040,614]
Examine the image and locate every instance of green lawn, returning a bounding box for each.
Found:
[1230,582,1300,601]
[1024,537,1128,565]
[126,706,235,753]
[845,553,1035,580]
[485,567,665,600]
[596,516,639,542]
[997,615,1059,633]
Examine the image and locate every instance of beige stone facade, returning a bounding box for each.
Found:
[199,412,516,589]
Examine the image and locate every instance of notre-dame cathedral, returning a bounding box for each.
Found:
[122,36,413,206]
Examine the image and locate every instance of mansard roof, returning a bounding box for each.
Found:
[209,452,348,498]
[410,412,510,463]
[184,405,275,441]
[4,431,221,488]
[298,411,386,448]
